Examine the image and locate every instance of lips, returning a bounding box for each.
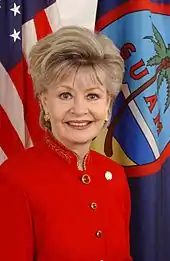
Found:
[68,122,90,126]
[65,121,92,129]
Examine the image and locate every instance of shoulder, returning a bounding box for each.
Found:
[90,150,129,190]
[1,146,41,170]
[0,144,48,185]
[90,150,125,173]
[90,151,130,204]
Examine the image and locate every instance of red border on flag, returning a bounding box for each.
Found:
[96,0,170,31]
[125,142,170,177]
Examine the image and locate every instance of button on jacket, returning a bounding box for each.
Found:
[0,131,132,261]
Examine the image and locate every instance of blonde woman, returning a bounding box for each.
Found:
[0,26,132,261]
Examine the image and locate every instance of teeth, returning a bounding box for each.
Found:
[68,122,89,127]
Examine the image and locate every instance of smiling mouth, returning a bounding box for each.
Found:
[65,121,93,129]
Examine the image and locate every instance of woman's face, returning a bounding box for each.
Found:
[41,66,111,148]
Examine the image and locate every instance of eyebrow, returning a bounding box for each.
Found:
[85,87,105,93]
[57,85,105,93]
[56,85,73,90]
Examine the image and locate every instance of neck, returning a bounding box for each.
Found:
[70,144,90,158]
[63,142,90,171]
[71,144,90,169]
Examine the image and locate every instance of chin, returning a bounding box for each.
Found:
[69,138,91,145]
[67,135,94,145]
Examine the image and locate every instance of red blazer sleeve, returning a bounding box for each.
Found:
[0,177,34,261]
[122,168,133,261]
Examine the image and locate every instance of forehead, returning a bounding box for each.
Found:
[56,66,106,90]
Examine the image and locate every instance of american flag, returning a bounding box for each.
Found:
[0,0,60,164]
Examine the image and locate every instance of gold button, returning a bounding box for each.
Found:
[90,202,97,210]
[81,174,91,185]
[96,230,103,238]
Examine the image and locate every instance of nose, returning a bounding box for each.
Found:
[71,96,88,116]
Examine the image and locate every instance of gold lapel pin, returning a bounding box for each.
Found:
[105,171,112,181]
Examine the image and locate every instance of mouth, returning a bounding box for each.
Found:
[65,121,93,129]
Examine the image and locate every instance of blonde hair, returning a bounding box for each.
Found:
[28,26,124,128]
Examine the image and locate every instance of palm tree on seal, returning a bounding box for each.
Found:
[144,23,170,112]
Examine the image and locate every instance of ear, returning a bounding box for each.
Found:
[39,92,49,113]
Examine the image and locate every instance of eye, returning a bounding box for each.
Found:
[87,93,100,101]
[59,92,73,100]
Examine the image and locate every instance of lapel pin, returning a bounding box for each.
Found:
[105,171,112,181]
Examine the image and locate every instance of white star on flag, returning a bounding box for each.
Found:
[10,2,21,16]
[10,29,21,42]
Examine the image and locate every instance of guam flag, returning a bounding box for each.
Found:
[92,0,170,261]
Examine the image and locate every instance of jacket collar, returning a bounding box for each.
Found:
[44,129,90,170]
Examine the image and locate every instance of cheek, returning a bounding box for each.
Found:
[92,109,106,120]
[91,102,108,120]
[48,101,70,120]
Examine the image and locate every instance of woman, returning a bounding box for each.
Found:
[0,26,132,261]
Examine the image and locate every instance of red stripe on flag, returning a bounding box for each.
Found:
[125,142,170,177]
[96,0,170,31]
[0,105,24,157]
[22,58,43,144]
[8,58,25,101]
[8,57,43,145]
[34,9,52,40]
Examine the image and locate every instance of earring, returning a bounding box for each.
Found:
[105,115,109,122]
[44,112,50,122]
[105,110,111,122]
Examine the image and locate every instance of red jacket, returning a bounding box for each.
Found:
[0,131,132,261]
